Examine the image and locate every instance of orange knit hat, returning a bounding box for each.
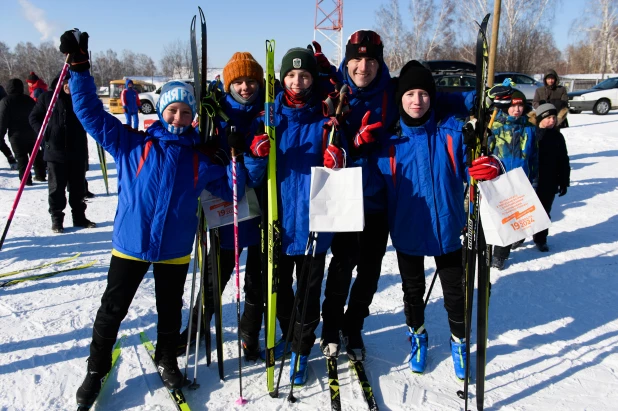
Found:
[223,52,264,92]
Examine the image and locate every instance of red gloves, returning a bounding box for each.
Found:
[469,156,501,181]
[324,144,344,169]
[250,134,270,157]
[354,111,382,148]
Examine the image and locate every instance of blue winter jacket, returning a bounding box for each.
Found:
[369,112,468,257]
[213,89,264,250]
[488,110,538,181]
[69,70,245,262]
[244,92,344,256]
[121,79,140,114]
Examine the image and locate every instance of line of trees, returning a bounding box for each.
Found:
[375,0,617,76]
[0,39,201,90]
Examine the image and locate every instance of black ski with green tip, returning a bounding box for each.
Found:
[139,332,191,411]
[349,360,379,411]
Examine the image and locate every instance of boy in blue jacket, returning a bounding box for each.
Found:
[365,60,490,380]
[245,47,344,386]
[120,78,141,129]
[58,30,246,408]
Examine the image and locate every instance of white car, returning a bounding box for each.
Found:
[568,77,618,115]
[139,79,194,115]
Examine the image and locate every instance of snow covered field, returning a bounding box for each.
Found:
[0,112,617,410]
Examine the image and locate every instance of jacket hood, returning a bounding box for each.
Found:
[339,58,392,99]
[544,69,559,87]
[125,78,133,88]
[28,78,48,90]
[7,78,24,95]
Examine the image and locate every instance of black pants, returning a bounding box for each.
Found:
[533,189,555,244]
[396,248,465,339]
[187,244,264,344]
[9,137,45,181]
[47,160,87,223]
[90,256,189,371]
[0,138,13,161]
[278,250,327,355]
[322,211,389,334]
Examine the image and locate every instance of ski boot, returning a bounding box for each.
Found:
[406,325,428,374]
[491,256,507,270]
[289,351,309,386]
[342,328,366,362]
[76,358,109,409]
[535,242,549,252]
[155,358,184,390]
[450,335,467,381]
[320,325,340,358]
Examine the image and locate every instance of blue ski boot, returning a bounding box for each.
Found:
[289,351,309,386]
[450,335,467,381]
[260,337,292,361]
[406,325,428,374]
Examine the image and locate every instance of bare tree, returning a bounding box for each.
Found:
[0,42,16,86]
[92,49,123,88]
[375,0,410,71]
[160,39,193,78]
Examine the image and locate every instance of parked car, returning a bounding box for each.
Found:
[494,72,542,101]
[139,79,194,115]
[422,60,477,93]
[568,77,618,115]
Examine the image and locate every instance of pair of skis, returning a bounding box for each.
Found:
[326,355,379,411]
[0,253,97,288]
[460,13,492,411]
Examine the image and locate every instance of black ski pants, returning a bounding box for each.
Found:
[533,189,556,245]
[10,136,45,182]
[322,211,389,335]
[187,244,264,344]
[396,248,465,339]
[90,256,188,371]
[278,251,327,356]
[47,160,87,224]
[0,138,13,161]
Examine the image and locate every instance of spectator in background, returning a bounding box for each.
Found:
[0,85,18,170]
[533,69,569,127]
[120,79,141,129]
[30,71,95,233]
[26,71,49,102]
[0,78,46,185]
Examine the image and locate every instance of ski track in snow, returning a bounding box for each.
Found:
[0,112,617,410]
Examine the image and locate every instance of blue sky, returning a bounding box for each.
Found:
[1,0,586,69]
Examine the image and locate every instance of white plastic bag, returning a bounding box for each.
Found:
[309,167,364,233]
[478,167,551,246]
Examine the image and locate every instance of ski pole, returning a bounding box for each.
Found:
[424,270,439,308]
[184,208,201,383]
[231,145,247,405]
[272,233,314,397]
[0,55,70,251]
[288,232,319,404]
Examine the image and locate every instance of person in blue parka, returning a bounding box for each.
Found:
[320,29,398,361]
[244,46,344,386]
[59,30,247,409]
[364,60,491,381]
[178,51,271,362]
[120,78,141,129]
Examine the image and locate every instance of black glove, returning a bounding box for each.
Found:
[307,41,331,74]
[195,142,229,166]
[558,186,567,197]
[226,126,246,153]
[59,29,90,72]
[462,118,477,146]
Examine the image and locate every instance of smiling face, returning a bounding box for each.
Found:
[231,76,259,99]
[401,89,431,119]
[162,102,193,128]
[283,69,313,92]
[347,57,379,88]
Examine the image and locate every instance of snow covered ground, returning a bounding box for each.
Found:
[0,111,617,410]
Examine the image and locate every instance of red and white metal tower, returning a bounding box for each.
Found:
[314,0,344,67]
